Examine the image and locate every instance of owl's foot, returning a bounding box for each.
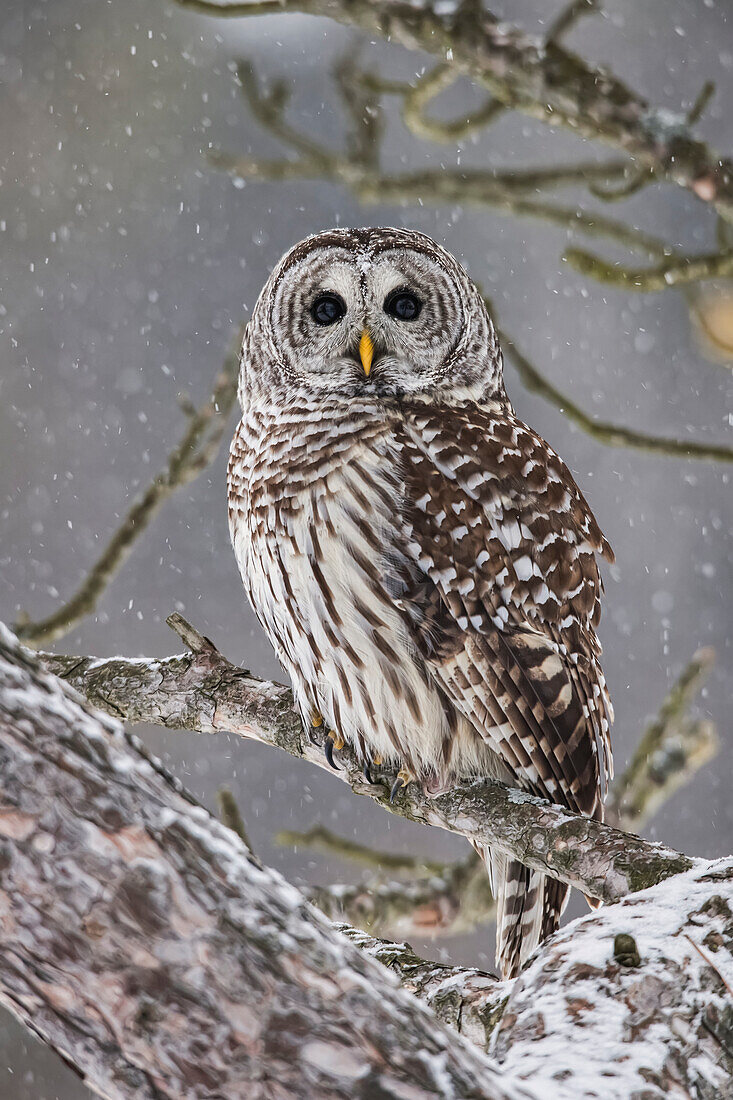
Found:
[324,730,345,770]
[390,767,416,804]
[310,709,324,728]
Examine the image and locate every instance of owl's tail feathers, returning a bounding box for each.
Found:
[475,844,570,980]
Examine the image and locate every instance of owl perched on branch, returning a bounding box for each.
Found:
[228,227,614,978]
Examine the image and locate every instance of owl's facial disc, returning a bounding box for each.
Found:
[257,232,500,403]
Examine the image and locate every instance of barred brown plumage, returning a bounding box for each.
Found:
[227,227,614,978]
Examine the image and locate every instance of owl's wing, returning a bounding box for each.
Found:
[398,400,614,817]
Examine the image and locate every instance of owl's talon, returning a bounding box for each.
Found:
[389,768,414,804]
[324,735,339,770]
[362,761,373,784]
[323,731,344,770]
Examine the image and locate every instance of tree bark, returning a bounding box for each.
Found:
[39,617,694,906]
[0,623,529,1100]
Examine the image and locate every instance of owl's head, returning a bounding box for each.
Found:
[241,227,505,407]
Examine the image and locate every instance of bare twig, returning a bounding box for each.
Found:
[565,246,733,290]
[217,786,254,850]
[13,327,244,648]
[544,0,600,47]
[607,648,718,828]
[497,325,733,464]
[174,0,733,220]
[309,853,492,939]
[400,62,505,143]
[276,824,448,875]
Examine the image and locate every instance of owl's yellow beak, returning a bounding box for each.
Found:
[359,329,374,377]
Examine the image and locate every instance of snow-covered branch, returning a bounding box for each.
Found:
[39,614,694,906]
[0,623,526,1100]
[2,623,732,1099]
[493,857,733,1096]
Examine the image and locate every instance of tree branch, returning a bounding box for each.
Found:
[0,622,526,1099]
[2,622,731,1097]
[492,857,733,1095]
[497,326,733,465]
[607,647,718,828]
[37,614,694,905]
[284,648,717,940]
[13,327,244,649]
[175,0,733,220]
[565,246,733,291]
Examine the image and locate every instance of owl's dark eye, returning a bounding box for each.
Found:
[384,288,423,322]
[311,292,346,327]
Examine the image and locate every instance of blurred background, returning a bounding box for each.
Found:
[1,0,731,1094]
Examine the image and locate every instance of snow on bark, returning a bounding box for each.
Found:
[493,858,733,1099]
[0,624,532,1100]
[1,623,732,1096]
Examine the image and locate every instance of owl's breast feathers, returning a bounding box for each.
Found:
[228,397,613,814]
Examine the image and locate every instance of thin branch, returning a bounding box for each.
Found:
[588,81,716,206]
[37,614,695,906]
[178,0,297,13]
[608,648,718,828]
[276,824,449,875]
[13,327,244,648]
[564,246,733,290]
[174,0,733,220]
[217,786,254,850]
[235,61,336,166]
[214,146,664,255]
[497,325,733,464]
[401,62,505,143]
[309,853,492,939]
[544,0,600,48]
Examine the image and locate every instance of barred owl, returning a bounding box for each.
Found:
[228,227,614,978]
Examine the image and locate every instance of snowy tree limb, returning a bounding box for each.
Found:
[38,614,695,905]
[3,622,732,1098]
[0,623,531,1100]
[492,857,733,1098]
